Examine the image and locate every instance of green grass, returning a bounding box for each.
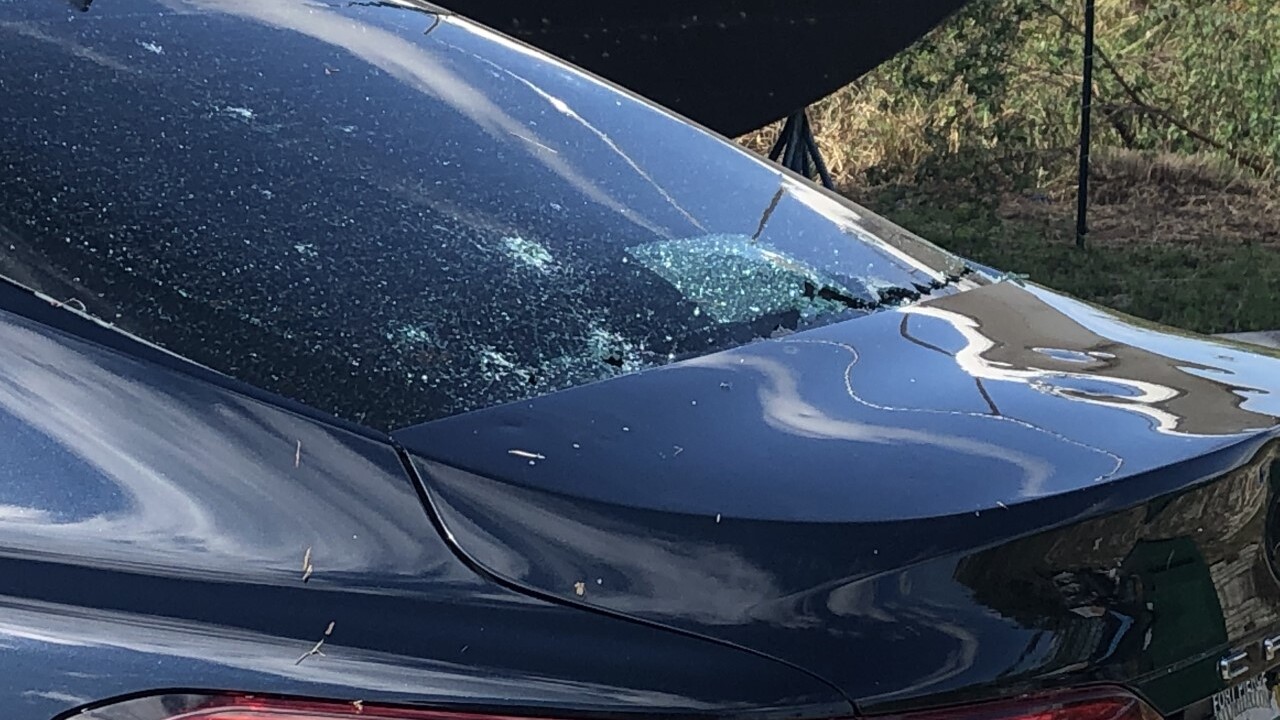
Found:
[742,0,1280,186]
[737,0,1280,335]
[870,185,1280,335]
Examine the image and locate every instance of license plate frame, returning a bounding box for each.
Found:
[1212,672,1280,720]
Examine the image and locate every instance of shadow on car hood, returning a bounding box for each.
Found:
[394,281,1280,708]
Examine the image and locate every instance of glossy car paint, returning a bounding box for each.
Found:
[4,1,1280,719]
[0,294,851,720]
[397,281,1280,714]
[1218,331,1280,350]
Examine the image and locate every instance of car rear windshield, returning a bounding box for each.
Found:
[0,0,968,431]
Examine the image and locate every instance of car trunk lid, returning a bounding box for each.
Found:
[395,281,1280,713]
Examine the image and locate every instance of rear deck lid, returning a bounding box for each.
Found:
[396,281,1280,712]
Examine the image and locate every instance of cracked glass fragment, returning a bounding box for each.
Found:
[501,235,554,272]
[478,347,517,370]
[584,323,644,372]
[626,234,872,325]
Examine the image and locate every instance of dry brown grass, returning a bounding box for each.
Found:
[730,0,1280,334]
[998,148,1280,247]
[738,81,939,187]
[739,0,1280,193]
[741,99,1280,250]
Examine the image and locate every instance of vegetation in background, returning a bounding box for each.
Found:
[740,0,1280,334]
[744,0,1280,187]
[873,155,1280,334]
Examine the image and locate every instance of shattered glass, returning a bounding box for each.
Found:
[627,234,872,325]
[0,0,972,430]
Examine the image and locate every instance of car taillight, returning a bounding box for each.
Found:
[71,694,561,720]
[71,688,1163,720]
[878,689,1163,720]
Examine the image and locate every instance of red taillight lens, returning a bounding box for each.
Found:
[878,689,1162,720]
[74,694,564,720]
[72,688,1162,720]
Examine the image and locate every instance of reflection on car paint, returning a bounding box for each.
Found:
[0,305,851,720]
[955,444,1280,713]
[397,281,1280,712]
[0,307,466,587]
[905,284,1280,436]
[6,3,1280,720]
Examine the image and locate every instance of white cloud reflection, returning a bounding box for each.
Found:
[0,312,454,586]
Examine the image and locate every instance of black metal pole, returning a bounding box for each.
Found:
[1075,0,1096,248]
[803,118,836,190]
[768,112,798,162]
[770,107,836,190]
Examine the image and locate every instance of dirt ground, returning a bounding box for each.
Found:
[853,149,1280,335]
[998,150,1280,249]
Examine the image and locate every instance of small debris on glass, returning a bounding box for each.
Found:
[295,621,335,664]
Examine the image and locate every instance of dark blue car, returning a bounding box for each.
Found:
[2,3,1280,720]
